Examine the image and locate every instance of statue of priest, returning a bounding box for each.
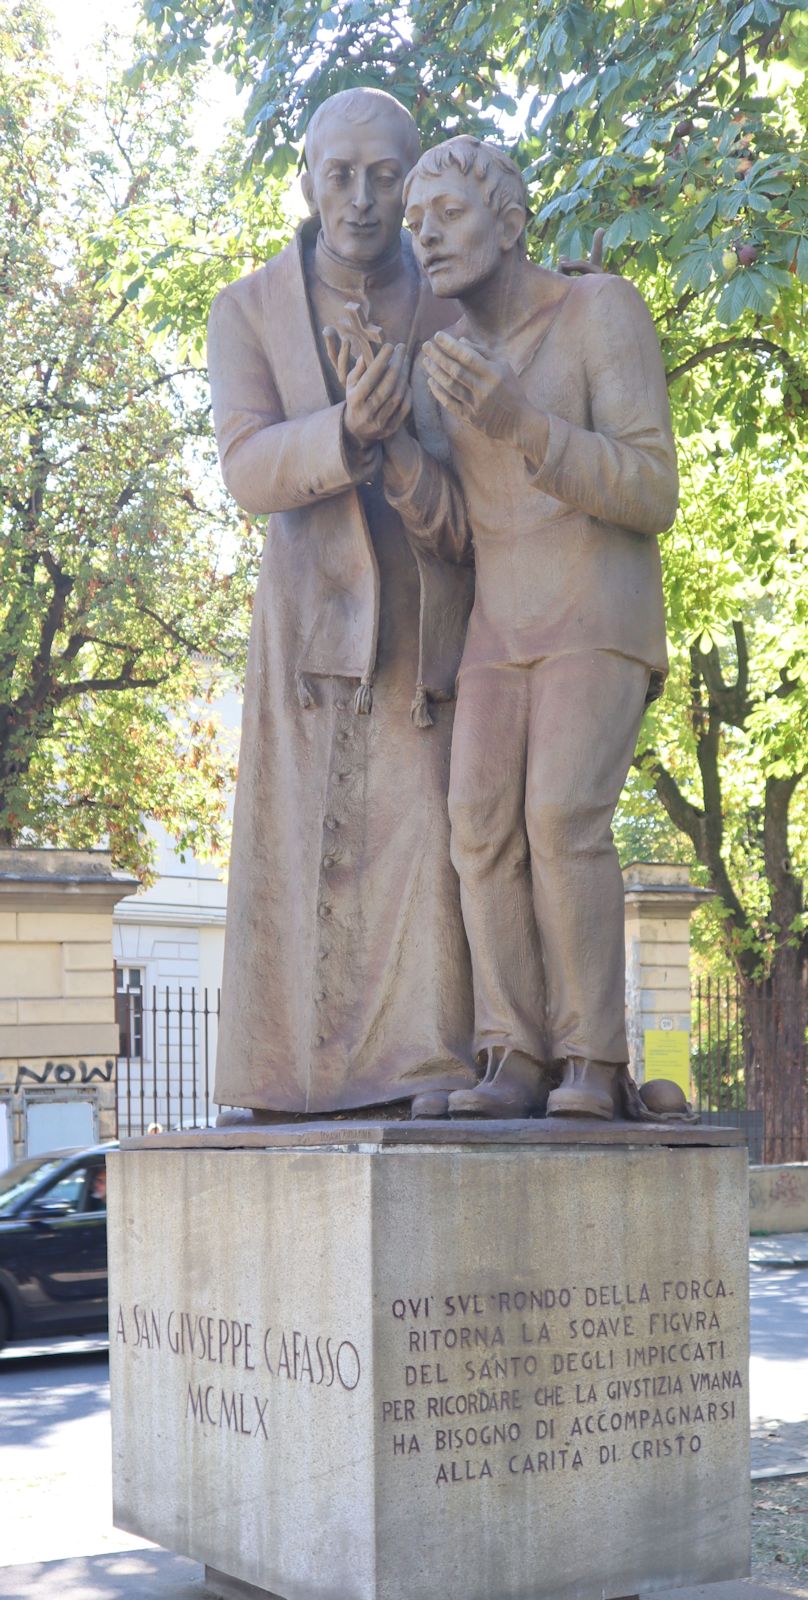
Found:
[207,89,475,1120]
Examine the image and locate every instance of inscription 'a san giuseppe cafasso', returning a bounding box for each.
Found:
[114,1303,362,1443]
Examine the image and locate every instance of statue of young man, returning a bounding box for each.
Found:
[207,92,475,1120]
[384,137,678,1121]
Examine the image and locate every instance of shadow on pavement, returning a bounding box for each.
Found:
[752,1413,808,1476]
[749,1268,808,1361]
[0,1549,206,1600]
[0,1351,109,1449]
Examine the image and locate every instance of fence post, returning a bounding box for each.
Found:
[623,863,714,1091]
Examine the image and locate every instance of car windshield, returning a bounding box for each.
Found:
[0,1155,70,1215]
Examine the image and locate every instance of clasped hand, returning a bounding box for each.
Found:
[422,332,544,455]
[323,328,412,448]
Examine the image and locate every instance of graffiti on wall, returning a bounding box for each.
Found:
[13,1059,114,1092]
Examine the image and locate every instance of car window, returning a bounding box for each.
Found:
[35,1165,91,1214]
[0,1156,67,1214]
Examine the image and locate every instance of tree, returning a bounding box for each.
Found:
[0,1,260,878]
[140,0,808,1154]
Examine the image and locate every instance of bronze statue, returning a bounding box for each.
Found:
[207,92,476,1120]
[384,137,678,1121]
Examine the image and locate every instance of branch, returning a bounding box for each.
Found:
[674,11,787,113]
[13,552,75,716]
[635,744,703,840]
[733,619,749,707]
[762,772,805,948]
[136,601,203,653]
[639,729,752,960]
[58,632,134,664]
[767,666,800,702]
[667,335,806,394]
[55,669,167,701]
[694,627,750,728]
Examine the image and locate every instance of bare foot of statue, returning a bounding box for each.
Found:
[448,1049,552,1119]
[545,1058,618,1120]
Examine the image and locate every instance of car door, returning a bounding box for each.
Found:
[21,1158,108,1330]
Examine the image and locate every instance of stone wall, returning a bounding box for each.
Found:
[623,862,713,1094]
[749,1163,808,1234]
[0,849,137,1162]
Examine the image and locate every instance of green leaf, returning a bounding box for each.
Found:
[628,206,655,242]
[690,33,720,74]
[715,270,753,322]
[603,212,631,249]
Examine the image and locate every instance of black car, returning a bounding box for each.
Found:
[0,1144,114,1350]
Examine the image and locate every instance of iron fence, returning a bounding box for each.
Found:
[691,976,807,1165]
[117,986,219,1137]
[117,981,807,1162]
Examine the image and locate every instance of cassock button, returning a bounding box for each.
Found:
[315,1034,325,1047]
[324,816,337,831]
[322,854,335,870]
[334,698,348,712]
[318,902,331,918]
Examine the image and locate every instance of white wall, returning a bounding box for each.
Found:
[111,675,239,1128]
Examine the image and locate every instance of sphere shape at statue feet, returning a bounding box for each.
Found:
[639,1078,689,1115]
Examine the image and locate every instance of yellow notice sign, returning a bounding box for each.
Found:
[643,1029,691,1096]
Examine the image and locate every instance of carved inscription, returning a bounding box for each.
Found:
[114,1275,744,1479]
[114,1303,363,1445]
[381,1278,744,1487]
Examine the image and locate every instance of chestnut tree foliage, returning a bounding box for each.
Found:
[0,1,262,878]
[138,0,808,1150]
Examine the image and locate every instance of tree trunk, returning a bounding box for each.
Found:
[743,949,808,1164]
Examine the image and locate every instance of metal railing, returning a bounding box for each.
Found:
[117,987,220,1137]
[691,975,807,1164]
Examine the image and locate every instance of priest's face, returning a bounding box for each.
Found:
[405,169,507,298]
[304,106,409,265]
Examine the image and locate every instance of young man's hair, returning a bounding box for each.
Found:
[403,135,528,246]
[305,88,421,173]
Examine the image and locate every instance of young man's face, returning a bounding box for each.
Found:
[405,168,506,298]
[304,107,409,264]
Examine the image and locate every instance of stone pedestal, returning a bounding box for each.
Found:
[109,1121,749,1600]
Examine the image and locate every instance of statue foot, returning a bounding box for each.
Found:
[448,1050,551,1119]
[546,1058,618,1120]
[410,1091,450,1119]
[215,1107,283,1127]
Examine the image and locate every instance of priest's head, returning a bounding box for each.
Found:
[302,88,421,266]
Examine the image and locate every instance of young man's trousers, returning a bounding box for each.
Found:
[448,650,650,1066]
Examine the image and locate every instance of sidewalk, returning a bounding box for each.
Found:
[750,1234,808,1480]
[750,1234,808,1269]
[1,1552,806,1600]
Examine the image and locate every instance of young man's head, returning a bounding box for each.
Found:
[302,88,421,266]
[403,136,528,298]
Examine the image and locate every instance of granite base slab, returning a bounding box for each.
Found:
[108,1122,750,1600]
